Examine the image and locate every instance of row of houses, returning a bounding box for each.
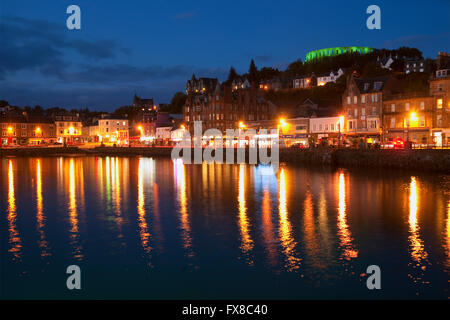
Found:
[182,65,450,147]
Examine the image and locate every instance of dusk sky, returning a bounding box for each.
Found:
[1,0,449,111]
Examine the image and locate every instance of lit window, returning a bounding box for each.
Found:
[420,101,425,110]
[437,99,443,109]
[391,104,395,112]
[405,103,410,111]
[354,96,358,104]
[390,118,396,128]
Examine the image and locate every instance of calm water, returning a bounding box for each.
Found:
[0,156,449,299]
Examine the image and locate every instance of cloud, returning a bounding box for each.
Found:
[55,64,227,84]
[383,33,450,51]
[0,15,127,78]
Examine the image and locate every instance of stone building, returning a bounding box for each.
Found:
[342,74,402,142]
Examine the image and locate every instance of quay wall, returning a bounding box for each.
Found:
[1,146,450,172]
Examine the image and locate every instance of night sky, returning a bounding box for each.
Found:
[1,0,449,111]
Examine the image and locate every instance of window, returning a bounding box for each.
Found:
[362,108,366,116]
[390,118,396,128]
[325,124,329,131]
[21,124,26,129]
[420,101,425,110]
[354,109,358,117]
[331,124,335,131]
[369,120,377,129]
[353,96,358,104]
[373,81,382,91]
[319,124,322,131]
[364,83,369,91]
[361,95,366,103]
[420,116,425,127]
[349,121,354,130]
[391,104,395,112]
[437,98,443,109]
[405,103,410,111]
[437,115,442,127]
[347,96,351,105]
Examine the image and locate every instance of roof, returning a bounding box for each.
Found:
[354,76,390,93]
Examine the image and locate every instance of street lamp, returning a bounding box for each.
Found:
[338,116,344,147]
[406,112,418,147]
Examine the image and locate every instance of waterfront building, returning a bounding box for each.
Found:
[183,78,276,134]
[1,116,56,146]
[54,113,82,144]
[382,95,434,144]
[155,126,173,144]
[88,116,129,145]
[309,116,345,145]
[342,74,402,143]
[430,68,450,146]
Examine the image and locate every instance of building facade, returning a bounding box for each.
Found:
[342,75,402,142]
[430,69,450,146]
[382,95,434,144]
[54,113,82,144]
[1,117,56,146]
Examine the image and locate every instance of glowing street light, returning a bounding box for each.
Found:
[279,118,288,128]
[238,121,246,129]
[7,126,13,134]
[137,125,144,136]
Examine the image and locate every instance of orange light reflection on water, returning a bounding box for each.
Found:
[7,159,22,260]
[278,168,301,271]
[337,172,358,260]
[175,159,194,258]
[238,165,254,265]
[137,158,151,254]
[36,159,50,257]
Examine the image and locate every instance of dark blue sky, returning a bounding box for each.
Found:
[1,0,449,111]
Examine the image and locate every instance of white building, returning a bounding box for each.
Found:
[317,68,344,86]
[155,126,172,141]
[309,116,345,140]
[293,76,312,89]
[90,118,129,144]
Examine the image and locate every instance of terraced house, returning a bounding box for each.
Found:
[183,76,276,134]
[342,74,402,143]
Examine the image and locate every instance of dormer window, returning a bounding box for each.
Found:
[373,81,382,91]
[364,83,369,91]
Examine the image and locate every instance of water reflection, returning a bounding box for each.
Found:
[36,159,50,258]
[337,172,358,260]
[7,159,22,260]
[68,158,83,260]
[138,158,152,255]
[278,168,301,271]
[408,176,430,285]
[175,159,194,258]
[238,164,254,265]
[304,187,322,269]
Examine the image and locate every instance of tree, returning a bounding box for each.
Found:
[170,92,187,114]
[248,59,258,83]
[227,66,239,82]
